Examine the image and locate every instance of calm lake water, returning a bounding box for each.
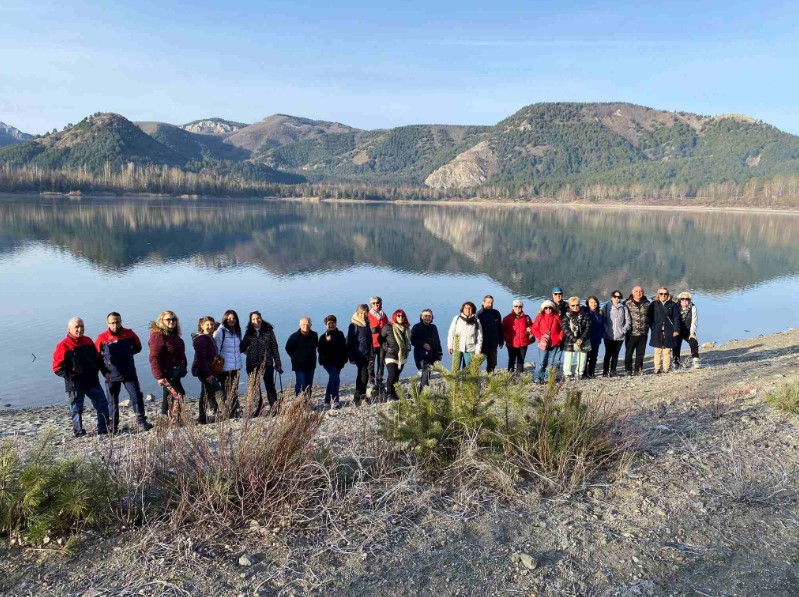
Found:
[1,195,798,409]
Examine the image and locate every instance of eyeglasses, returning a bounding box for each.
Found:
[612,295,622,299]
[396,314,405,318]
[371,302,380,305]
[553,292,562,296]
[513,305,522,309]
[679,298,690,301]
[659,292,668,296]
[165,318,177,322]
[108,320,121,324]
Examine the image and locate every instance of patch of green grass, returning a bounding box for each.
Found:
[765,381,799,414]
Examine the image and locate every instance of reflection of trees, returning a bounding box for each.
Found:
[0,198,797,296]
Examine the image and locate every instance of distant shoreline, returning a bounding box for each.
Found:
[3,191,799,215]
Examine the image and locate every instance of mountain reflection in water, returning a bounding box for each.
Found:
[1,198,798,297]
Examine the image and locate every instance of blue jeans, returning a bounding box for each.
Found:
[294,369,315,396]
[324,366,341,401]
[535,346,562,383]
[107,377,147,430]
[67,385,109,436]
[459,352,474,370]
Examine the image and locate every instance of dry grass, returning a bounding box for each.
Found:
[765,381,799,414]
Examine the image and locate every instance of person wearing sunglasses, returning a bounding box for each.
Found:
[673,292,700,369]
[562,297,591,380]
[624,286,650,376]
[367,296,389,396]
[647,287,681,373]
[148,310,187,417]
[532,300,564,384]
[502,299,533,374]
[382,309,413,401]
[602,291,630,377]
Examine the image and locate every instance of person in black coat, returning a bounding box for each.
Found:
[347,304,373,406]
[411,309,443,391]
[648,288,681,374]
[318,315,348,408]
[476,295,504,373]
[285,317,319,396]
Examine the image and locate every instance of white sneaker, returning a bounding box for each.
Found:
[692,358,700,369]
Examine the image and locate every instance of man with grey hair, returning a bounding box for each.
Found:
[52,317,110,437]
[367,296,389,393]
[285,316,319,396]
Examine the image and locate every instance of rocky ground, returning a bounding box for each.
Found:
[1,329,798,597]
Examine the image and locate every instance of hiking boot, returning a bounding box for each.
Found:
[692,357,700,369]
[138,421,154,432]
[74,429,87,438]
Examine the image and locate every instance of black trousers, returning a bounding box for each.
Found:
[354,361,369,398]
[249,365,278,417]
[673,332,699,362]
[107,377,147,430]
[624,334,647,374]
[385,362,404,400]
[586,343,601,377]
[483,346,499,373]
[368,346,385,384]
[199,378,226,423]
[507,346,527,373]
[218,369,241,417]
[603,339,624,375]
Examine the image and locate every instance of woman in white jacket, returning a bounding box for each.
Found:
[447,301,483,370]
[214,309,243,416]
[673,292,700,369]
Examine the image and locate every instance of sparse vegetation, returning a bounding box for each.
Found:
[765,380,799,414]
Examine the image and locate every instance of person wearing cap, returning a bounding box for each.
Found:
[502,299,533,374]
[562,296,592,379]
[673,291,700,369]
[602,290,630,377]
[477,295,504,373]
[551,287,568,318]
[647,287,681,374]
[531,300,564,384]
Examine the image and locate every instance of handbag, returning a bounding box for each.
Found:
[211,354,225,377]
[537,318,554,350]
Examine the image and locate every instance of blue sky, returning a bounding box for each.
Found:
[1,0,798,134]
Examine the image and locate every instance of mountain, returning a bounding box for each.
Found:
[136,121,249,162]
[0,113,185,170]
[180,118,247,136]
[425,102,799,191]
[224,114,357,152]
[0,122,34,147]
[3,103,799,194]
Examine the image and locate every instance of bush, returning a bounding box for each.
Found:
[765,381,799,414]
[0,433,116,546]
[381,356,631,491]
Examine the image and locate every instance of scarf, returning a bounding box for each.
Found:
[680,304,691,321]
[351,312,367,327]
[370,308,385,321]
[459,313,477,325]
[393,323,411,361]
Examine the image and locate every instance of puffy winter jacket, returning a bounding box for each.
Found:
[192,333,218,380]
[603,301,631,341]
[53,333,108,391]
[447,314,483,354]
[477,308,504,350]
[347,322,372,363]
[240,323,282,374]
[531,312,564,348]
[213,326,242,372]
[382,323,412,366]
[502,311,533,348]
[648,298,681,349]
[148,325,187,381]
[625,297,651,337]
[586,308,605,348]
[318,329,348,370]
[95,327,142,382]
[562,310,592,353]
[285,330,319,371]
[411,320,443,369]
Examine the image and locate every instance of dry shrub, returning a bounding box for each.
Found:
[110,397,332,529]
[766,381,799,414]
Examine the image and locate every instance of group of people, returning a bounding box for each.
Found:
[51,287,700,437]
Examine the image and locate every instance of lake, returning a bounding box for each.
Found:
[1,195,798,409]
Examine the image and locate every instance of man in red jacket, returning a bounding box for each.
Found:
[367,296,389,396]
[95,312,152,432]
[52,317,110,437]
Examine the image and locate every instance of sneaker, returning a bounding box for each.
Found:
[74,429,87,438]
[138,420,154,431]
[333,399,342,409]
[692,358,700,369]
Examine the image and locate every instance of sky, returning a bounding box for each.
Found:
[1,0,798,135]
